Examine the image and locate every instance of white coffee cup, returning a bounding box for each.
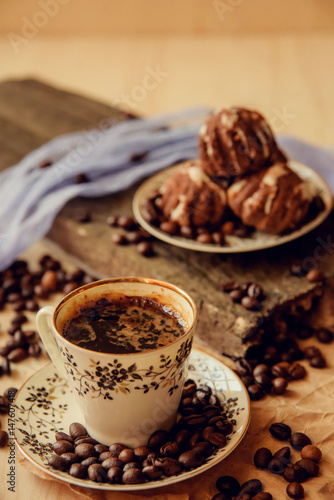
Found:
[36,277,197,447]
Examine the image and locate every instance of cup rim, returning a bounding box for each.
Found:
[52,276,197,357]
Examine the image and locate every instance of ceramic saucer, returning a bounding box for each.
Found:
[14,347,250,491]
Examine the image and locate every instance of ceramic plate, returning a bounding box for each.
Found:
[14,348,250,491]
[133,160,333,253]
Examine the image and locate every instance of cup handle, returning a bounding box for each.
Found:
[36,306,68,379]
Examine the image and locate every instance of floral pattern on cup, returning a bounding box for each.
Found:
[59,338,193,400]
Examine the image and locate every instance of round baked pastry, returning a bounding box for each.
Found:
[158,160,227,229]
[227,163,312,234]
[199,106,286,178]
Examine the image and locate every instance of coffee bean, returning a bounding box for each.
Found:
[34,284,49,299]
[81,457,98,467]
[101,457,123,469]
[241,296,259,310]
[75,443,97,459]
[235,358,252,377]
[304,346,321,359]
[247,283,263,298]
[132,446,149,462]
[216,475,240,496]
[154,457,183,476]
[310,355,326,368]
[189,431,202,448]
[118,448,135,463]
[182,379,197,397]
[273,446,291,460]
[180,226,194,239]
[254,447,272,469]
[268,457,286,475]
[69,463,87,478]
[295,458,319,477]
[208,432,226,448]
[220,281,240,292]
[11,313,28,326]
[53,440,74,455]
[196,233,214,244]
[25,300,39,311]
[137,241,154,257]
[117,215,137,230]
[271,363,289,379]
[215,420,233,436]
[178,450,204,469]
[160,221,179,235]
[282,464,307,483]
[0,397,9,414]
[2,358,11,375]
[290,432,311,451]
[88,463,106,482]
[99,451,113,461]
[0,346,11,357]
[286,482,304,499]
[61,452,80,465]
[127,231,144,244]
[288,363,306,380]
[28,343,42,357]
[111,233,128,245]
[48,454,69,471]
[315,328,333,343]
[211,494,232,500]
[0,430,8,447]
[248,384,265,401]
[192,441,213,458]
[106,215,119,227]
[229,289,244,302]
[55,432,74,443]
[141,465,162,480]
[41,270,58,291]
[122,468,146,484]
[75,437,98,446]
[241,375,254,388]
[253,364,270,377]
[7,347,28,363]
[175,429,190,444]
[147,429,169,449]
[253,494,272,500]
[212,232,225,245]
[301,444,322,462]
[238,478,262,496]
[254,373,272,393]
[296,326,314,340]
[306,269,325,282]
[272,377,288,394]
[107,466,123,483]
[202,426,215,441]
[109,442,127,456]
[234,495,251,500]
[269,422,291,440]
[69,422,87,439]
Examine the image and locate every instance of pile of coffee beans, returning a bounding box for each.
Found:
[219,281,265,311]
[233,318,332,401]
[108,215,155,257]
[0,256,97,377]
[47,380,236,484]
[253,422,322,499]
[211,475,272,499]
[144,192,254,246]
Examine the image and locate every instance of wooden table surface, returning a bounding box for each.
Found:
[0,27,334,500]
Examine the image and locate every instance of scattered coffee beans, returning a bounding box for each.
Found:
[286,482,304,499]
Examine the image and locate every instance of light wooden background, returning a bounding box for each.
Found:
[0,0,333,144]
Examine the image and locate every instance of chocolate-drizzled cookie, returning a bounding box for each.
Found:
[227,163,312,234]
[158,159,227,229]
[199,107,286,178]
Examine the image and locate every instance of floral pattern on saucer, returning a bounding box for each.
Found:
[14,348,250,491]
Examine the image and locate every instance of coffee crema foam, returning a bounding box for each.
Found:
[61,296,187,354]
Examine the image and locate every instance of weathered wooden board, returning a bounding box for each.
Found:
[1,79,333,362]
